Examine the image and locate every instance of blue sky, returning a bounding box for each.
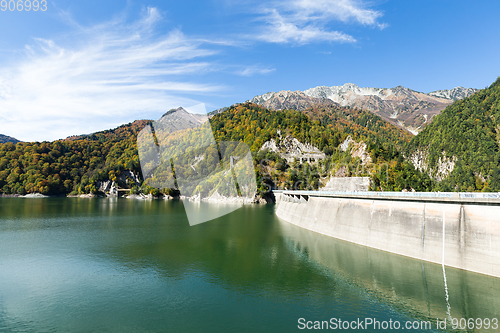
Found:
[1,0,499,141]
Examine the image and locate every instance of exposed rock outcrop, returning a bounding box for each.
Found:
[22,193,48,198]
[116,170,140,187]
[96,180,113,193]
[339,136,372,165]
[95,180,118,196]
[126,193,153,200]
[409,149,456,181]
[260,131,326,163]
[95,170,140,197]
[428,87,480,101]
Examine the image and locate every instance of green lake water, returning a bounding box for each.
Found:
[0,198,499,332]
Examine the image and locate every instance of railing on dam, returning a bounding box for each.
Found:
[273,190,500,205]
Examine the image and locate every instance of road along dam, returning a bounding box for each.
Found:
[274,190,500,278]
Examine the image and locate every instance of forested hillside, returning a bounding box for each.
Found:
[407,77,500,192]
[210,103,431,193]
[0,97,467,197]
[0,121,147,195]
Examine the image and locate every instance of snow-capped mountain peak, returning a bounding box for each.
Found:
[248,83,480,135]
[428,86,479,101]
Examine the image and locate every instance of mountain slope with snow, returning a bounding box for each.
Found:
[428,87,479,101]
[248,90,336,111]
[249,83,479,134]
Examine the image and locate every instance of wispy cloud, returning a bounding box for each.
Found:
[236,65,276,76]
[0,2,386,141]
[293,0,385,27]
[254,0,386,44]
[257,8,356,44]
[0,7,226,141]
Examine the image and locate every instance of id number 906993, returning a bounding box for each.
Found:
[451,318,498,330]
[1,0,47,11]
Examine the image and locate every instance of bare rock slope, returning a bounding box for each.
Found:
[249,83,479,134]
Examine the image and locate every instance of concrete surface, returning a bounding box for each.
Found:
[275,191,500,278]
[321,177,371,192]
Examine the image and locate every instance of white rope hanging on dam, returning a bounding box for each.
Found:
[442,211,452,321]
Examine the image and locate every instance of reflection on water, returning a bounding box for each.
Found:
[0,197,498,332]
[182,200,247,226]
[278,218,500,331]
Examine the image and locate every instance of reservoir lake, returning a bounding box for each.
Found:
[1,197,499,332]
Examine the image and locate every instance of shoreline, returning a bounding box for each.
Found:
[0,192,273,203]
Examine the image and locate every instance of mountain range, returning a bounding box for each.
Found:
[428,87,479,100]
[2,77,499,197]
[1,84,479,142]
[249,84,479,134]
[0,134,20,144]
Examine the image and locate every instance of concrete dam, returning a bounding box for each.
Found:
[274,190,500,278]
[278,219,500,326]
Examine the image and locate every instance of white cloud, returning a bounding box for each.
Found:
[237,65,276,76]
[255,0,385,44]
[0,2,387,141]
[0,9,225,141]
[257,9,356,44]
[292,0,384,26]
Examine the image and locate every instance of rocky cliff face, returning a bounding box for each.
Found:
[339,136,372,165]
[428,87,480,101]
[259,131,326,163]
[409,149,456,182]
[305,84,454,134]
[249,83,479,134]
[96,170,141,197]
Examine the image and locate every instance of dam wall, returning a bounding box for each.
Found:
[279,219,500,324]
[275,191,500,278]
